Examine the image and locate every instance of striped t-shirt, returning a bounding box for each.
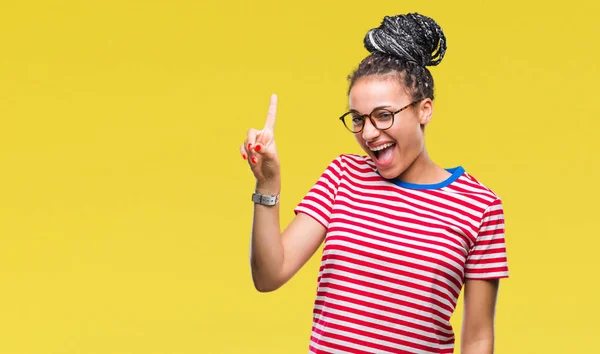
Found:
[294,154,509,354]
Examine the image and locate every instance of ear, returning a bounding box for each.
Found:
[417,98,433,125]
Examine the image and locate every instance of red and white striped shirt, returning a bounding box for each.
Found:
[294,154,509,354]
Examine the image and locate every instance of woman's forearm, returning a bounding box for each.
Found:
[249,179,284,292]
[461,336,494,354]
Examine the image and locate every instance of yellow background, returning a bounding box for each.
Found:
[1,1,598,353]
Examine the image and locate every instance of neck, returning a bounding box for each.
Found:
[396,149,450,185]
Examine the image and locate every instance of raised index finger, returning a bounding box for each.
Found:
[263,93,277,131]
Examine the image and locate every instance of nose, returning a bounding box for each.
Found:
[361,118,380,141]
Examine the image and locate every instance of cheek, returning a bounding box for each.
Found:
[393,122,423,148]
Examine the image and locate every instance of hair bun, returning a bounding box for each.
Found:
[363,13,447,67]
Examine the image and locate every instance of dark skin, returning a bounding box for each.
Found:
[241,77,500,353]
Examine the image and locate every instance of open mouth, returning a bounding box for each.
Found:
[370,142,396,162]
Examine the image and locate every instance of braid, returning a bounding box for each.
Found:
[347,52,435,100]
[347,13,446,101]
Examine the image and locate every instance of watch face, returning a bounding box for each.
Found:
[262,195,275,205]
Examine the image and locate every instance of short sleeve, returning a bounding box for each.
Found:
[293,155,344,228]
[465,198,509,279]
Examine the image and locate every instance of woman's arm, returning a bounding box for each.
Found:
[460,278,500,354]
[250,202,326,292]
[241,94,328,292]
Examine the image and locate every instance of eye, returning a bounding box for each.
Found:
[374,110,393,120]
[351,114,363,125]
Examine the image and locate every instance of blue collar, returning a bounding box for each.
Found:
[380,166,465,190]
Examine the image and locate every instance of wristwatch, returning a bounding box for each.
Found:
[252,192,280,206]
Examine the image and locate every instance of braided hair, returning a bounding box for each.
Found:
[348,13,447,101]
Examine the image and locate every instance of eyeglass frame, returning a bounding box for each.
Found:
[339,99,422,133]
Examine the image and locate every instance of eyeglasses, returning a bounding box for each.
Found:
[339,100,421,133]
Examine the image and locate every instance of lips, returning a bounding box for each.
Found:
[368,142,396,159]
[369,142,396,152]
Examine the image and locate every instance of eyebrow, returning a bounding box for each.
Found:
[372,105,393,110]
[348,105,393,113]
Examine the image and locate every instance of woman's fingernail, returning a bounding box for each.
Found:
[248,143,252,149]
[254,145,262,152]
[242,154,247,160]
[251,157,257,164]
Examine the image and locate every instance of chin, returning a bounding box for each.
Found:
[377,165,406,180]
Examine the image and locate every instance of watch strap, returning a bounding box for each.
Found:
[252,192,280,206]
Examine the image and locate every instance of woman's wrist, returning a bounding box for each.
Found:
[255,178,281,195]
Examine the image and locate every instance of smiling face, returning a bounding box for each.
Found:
[349,75,433,179]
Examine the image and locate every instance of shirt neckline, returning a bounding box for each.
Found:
[378,166,465,190]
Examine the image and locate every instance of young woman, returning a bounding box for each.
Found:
[240,12,509,354]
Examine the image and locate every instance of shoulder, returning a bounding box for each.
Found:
[316,154,377,184]
[334,153,376,171]
[452,170,504,216]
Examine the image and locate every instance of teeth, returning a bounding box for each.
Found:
[369,142,395,152]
